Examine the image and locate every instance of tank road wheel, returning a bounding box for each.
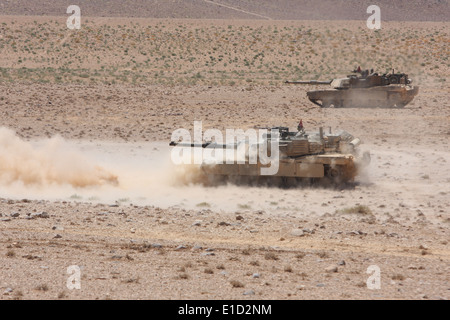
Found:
[323,165,347,186]
[205,174,227,186]
[328,167,340,179]
[332,100,343,108]
[279,177,297,189]
[321,101,331,108]
[227,175,239,185]
[246,175,260,186]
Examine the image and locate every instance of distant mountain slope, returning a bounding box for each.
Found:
[0,0,448,21]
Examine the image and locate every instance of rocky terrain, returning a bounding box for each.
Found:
[0,4,449,300]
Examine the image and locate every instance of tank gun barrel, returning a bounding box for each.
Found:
[169,141,211,148]
[169,141,236,149]
[285,80,332,85]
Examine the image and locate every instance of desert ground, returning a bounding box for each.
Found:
[0,2,449,300]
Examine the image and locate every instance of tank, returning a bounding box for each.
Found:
[169,123,370,186]
[286,68,419,108]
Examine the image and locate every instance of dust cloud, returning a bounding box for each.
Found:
[0,128,236,210]
[0,127,118,188]
[1,127,446,217]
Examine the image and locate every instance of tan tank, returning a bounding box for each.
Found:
[286,68,419,108]
[170,124,370,186]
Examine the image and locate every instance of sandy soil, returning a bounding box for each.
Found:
[0,15,449,300]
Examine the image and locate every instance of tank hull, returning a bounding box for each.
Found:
[201,153,360,184]
[307,85,418,108]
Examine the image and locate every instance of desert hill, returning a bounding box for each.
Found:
[0,0,448,21]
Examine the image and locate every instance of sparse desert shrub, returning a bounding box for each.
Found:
[249,260,260,266]
[284,265,293,273]
[337,205,372,215]
[264,252,279,261]
[295,253,306,259]
[229,280,244,288]
[391,274,405,281]
[196,202,210,208]
[35,284,49,291]
[6,250,15,257]
[204,268,214,274]
[176,273,189,280]
[316,251,329,259]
